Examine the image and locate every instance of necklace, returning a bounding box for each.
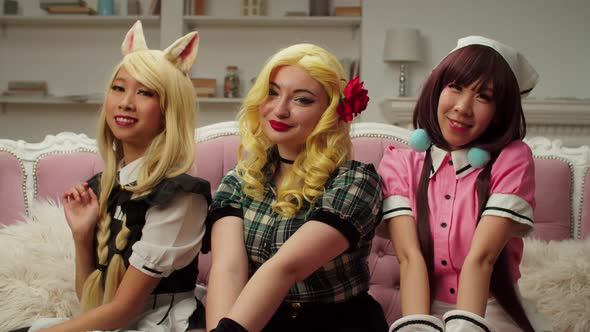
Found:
[279,156,294,165]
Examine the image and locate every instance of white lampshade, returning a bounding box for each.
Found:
[383,28,423,62]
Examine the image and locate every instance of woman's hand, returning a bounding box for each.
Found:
[62,182,100,243]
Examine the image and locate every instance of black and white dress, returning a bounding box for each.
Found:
[28,157,211,332]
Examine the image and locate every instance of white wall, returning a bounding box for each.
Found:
[360,0,590,123]
[1,0,589,140]
[0,0,360,141]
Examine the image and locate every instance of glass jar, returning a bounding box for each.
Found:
[223,65,240,98]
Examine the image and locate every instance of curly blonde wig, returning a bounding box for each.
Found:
[236,43,352,217]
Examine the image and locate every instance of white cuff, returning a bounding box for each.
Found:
[443,309,495,332]
[483,193,534,234]
[382,195,413,221]
[389,314,444,332]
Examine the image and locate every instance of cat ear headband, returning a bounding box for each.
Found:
[121,20,199,74]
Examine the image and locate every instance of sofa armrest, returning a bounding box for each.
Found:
[0,149,26,225]
[0,132,99,225]
[526,137,590,239]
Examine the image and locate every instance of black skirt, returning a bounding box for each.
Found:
[262,292,388,332]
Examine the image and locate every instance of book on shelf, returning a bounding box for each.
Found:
[40,0,84,10]
[46,5,96,14]
[184,0,205,15]
[40,0,96,14]
[2,89,48,96]
[7,80,48,92]
[334,6,361,17]
[58,93,104,102]
[191,78,216,98]
[127,0,140,15]
[148,0,161,15]
[195,90,215,98]
[194,0,205,15]
[0,95,55,103]
[4,80,49,96]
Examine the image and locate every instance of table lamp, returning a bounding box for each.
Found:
[383,28,423,97]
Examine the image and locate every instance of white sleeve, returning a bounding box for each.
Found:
[129,192,207,278]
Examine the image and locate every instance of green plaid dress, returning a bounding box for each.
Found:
[208,160,382,304]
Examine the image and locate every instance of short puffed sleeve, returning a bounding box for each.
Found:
[484,140,535,234]
[308,161,382,248]
[129,192,208,278]
[201,168,245,254]
[208,167,244,224]
[377,146,414,221]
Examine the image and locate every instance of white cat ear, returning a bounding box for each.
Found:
[121,20,148,56]
[163,31,199,74]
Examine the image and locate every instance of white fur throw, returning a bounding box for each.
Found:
[518,237,590,332]
[0,200,80,331]
[0,201,589,331]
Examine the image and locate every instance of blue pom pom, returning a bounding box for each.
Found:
[467,147,491,168]
[409,129,432,152]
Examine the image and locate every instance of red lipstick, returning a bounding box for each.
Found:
[269,120,290,132]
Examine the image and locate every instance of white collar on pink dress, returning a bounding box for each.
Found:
[430,146,476,179]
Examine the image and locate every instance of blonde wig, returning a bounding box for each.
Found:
[81,21,199,311]
[236,43,352,217]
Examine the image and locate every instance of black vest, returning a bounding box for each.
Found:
[88,173,211,294]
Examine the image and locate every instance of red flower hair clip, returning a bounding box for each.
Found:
[337,76,369,122]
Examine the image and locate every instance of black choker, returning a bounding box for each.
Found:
[279,156,294,165]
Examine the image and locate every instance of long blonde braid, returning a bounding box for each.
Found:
[103,213,131,304]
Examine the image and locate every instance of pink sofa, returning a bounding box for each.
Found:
[1,121,589,324]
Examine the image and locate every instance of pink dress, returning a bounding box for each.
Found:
[379,140,534,303]
[378,141,552,331]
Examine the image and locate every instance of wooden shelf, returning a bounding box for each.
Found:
[0,96,242,107]
[0,95,101,105]
[0,11,359,124]
[0,15,159,26]
[0,15,359,28]
[183,15,361,28]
